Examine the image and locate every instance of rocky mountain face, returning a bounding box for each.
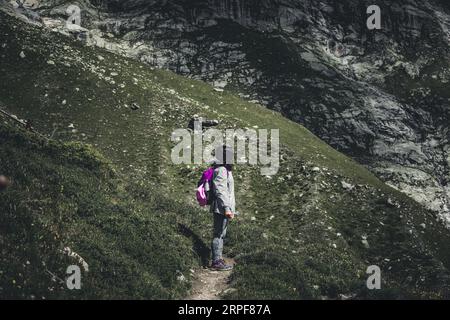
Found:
[6,0,450,224]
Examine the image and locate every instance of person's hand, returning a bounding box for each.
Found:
[225,210,235,220]
[0,175,11,191]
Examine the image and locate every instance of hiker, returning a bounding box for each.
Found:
[210,145,235,271]
[25,119,33,131]
[188,115,219,131]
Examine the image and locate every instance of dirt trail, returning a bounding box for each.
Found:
[187,258,236,300]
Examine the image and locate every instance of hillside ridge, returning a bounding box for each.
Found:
[1,9,450,299]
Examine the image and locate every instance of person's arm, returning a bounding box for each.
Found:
[213,167,234,219]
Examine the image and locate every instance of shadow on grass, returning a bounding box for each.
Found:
[178,223,210,267]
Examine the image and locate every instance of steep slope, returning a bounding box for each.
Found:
[29,0,450,223]
[1,10,450,299]
[0,122,198,299]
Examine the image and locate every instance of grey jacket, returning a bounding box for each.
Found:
[210,166,235,215]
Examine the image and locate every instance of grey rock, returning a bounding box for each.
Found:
[33,0,450,224]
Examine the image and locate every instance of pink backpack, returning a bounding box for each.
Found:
[196,167,215,207]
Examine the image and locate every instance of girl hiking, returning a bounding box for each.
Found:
[210,145,235,271]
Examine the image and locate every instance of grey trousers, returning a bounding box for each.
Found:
[211,213,228,262]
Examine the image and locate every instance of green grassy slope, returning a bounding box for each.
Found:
[0,122,200,299]
[1,11,450,299]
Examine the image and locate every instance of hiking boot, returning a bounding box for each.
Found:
[211,259,233,271]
